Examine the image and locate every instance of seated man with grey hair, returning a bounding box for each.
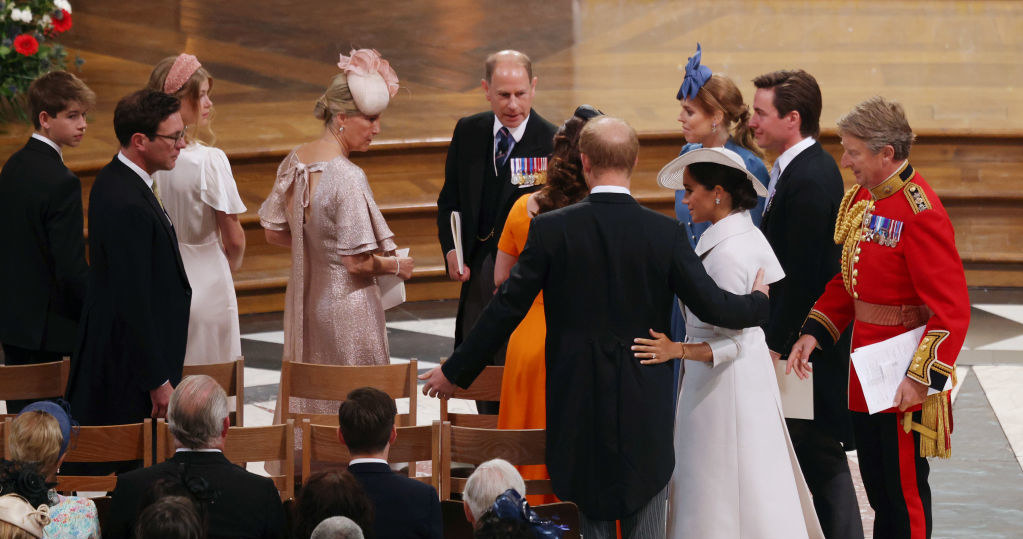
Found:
[463,458,526,527]
[107,375,287,539]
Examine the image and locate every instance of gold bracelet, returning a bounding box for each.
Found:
[679,343,687,360]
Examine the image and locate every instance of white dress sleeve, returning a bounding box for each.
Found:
[199,146,247,215]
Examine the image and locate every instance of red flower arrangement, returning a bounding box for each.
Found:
[13,34,40,56]
[51,10,73,33]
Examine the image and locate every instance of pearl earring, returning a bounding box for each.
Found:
[712,122,717,133]
[715,197,721,205]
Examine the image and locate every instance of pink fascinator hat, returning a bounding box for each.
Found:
[338,49,399,116]
[164,53,202,94]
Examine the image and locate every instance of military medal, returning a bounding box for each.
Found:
[510,157,548,188]
[865,214,903,247]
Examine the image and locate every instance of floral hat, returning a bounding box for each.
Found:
[337,49,399,116]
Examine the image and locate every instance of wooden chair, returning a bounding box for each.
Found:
[439,365,503,429]
[155,419,295,501]
[0,358,70,407]
[278,360,418,427]
[300,418,440,488]
[438,422,551,500]
[182,357,245,426]
[53,419,153,493]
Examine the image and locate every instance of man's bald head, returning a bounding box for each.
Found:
[484,50,533,83]
[578,116,640,176]
[168,375,229,449]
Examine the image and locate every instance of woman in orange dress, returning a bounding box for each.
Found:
[493,105,602,505]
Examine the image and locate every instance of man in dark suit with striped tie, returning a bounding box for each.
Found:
[67,89,191,429]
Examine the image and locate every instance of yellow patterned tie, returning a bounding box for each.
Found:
[151,180,165,209]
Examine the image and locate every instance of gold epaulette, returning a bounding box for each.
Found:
[903,182,932,214]
[834,185,869,295]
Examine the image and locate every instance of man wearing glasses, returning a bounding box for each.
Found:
[67,89,192,437]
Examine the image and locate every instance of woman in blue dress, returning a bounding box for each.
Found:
[669,44,770,364]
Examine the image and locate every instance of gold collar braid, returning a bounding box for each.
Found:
[834,185,871,294]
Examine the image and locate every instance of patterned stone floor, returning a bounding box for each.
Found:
[231,289,1022,537]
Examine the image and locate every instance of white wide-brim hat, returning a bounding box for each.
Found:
[657,146,768,197]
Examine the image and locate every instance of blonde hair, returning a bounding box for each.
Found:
[0,520,36,539]
[691,74,764,159]
[147,55,216,145]
[837,96,915,160]
[8,412,62,478]
[314,72,360,125]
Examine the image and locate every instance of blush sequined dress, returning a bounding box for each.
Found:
[259,149,396,419]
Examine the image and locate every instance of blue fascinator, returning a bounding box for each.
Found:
[676,43,713,101]
[491,489,568,538]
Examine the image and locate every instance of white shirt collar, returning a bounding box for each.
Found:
[175,448,222,453]
[117,151,154,189]
[31,133,63,160]
[349,457,388,465]
[493,114,530,142]
[774,136,816,177]
[590,185,631,195]
[694,211,755,257]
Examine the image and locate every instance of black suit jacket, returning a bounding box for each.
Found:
[349,462,442,539]
[0,137,87,353]
[66,156,191,425]
[107,451,287,539]
[760,141,852,441]
[441,193,769,519]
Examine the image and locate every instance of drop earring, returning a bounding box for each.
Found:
[715,196,721,205]
[712,122,717,133]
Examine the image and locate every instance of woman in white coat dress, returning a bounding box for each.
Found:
[633,147,823,539]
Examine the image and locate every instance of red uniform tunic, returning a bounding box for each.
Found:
[801,162,970,414]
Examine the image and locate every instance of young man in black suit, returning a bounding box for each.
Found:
[423,117,770,539]
[339,387,442,539]
[436,50,557,413]
[0,72,93,412]
[66,89,191,426]
[107,375,287,539]
[750,69,863,539]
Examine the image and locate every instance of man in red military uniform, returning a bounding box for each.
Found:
[788,96,970,539]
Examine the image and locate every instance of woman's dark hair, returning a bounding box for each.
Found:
[293,470,375,539]
[0,460,52,507]
[534,114,591,215]
[133,496,205,539]
[686,162,758,211]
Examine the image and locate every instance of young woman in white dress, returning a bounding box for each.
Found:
[149,54,246,365]
[633,147,823,539]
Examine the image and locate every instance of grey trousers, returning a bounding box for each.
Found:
[579,487,667,539]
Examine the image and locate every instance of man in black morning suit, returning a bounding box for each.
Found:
[750,70,862,539]
[67,89,191,428]
[107,375,287,539]
[0,72,93,412]
[436,50,557,413]
[423,117,770,538]
[340,387,443,539]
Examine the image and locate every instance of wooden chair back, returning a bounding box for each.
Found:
[439,365,503,428]
[155,419,295,501]
[438,423,550,500]
[53,419,153,493]
[0,358,70,402]
[300,418,440,488]
[278,360,418,427]
[182,357,245,425]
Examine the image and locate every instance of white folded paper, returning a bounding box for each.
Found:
[773,358,814,420]
[378,248,410,310]
[450,212,464,275]
[850,326,950,414]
